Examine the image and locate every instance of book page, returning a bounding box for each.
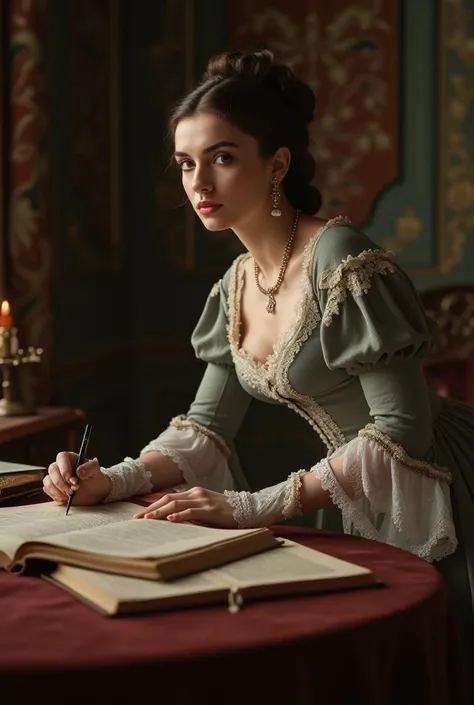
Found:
[0,502,139,559]
[36,517,268,559]
[209,539,372,586]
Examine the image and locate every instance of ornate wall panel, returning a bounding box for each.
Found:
[425,0,474,278]
[376,0,474,281]
[7,0,52,396]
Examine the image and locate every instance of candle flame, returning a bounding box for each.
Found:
[1,301,10,317]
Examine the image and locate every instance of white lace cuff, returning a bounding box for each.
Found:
[141,418,234,493]
[101,457,153,503]
[313,432,457,562]
[224,470,306,528]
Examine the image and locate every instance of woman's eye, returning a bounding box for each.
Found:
[214,153,232,165]
[177,160,194,171]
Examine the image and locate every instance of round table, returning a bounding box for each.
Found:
[0,525,468,705]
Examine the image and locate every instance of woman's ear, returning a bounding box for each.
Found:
[271,147,291,182]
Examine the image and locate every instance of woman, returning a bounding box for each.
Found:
[44,50,473,657]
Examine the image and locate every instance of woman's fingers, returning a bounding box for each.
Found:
[136,498,205,520]
[42,451,107,507]
[134,491,189,518]
[166,508,207,523]
[43,475,68,503]
[134,487,237,528]
[48,453,99,494]
[47,459,73,495]
[56,451,77,480]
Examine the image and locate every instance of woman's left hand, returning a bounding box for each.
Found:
[134,486,238,528]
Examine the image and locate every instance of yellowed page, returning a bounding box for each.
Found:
[208,539,372,587]
[0,501,139,560]
[36,517,268,559]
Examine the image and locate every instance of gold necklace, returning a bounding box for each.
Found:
[254,209,300,314]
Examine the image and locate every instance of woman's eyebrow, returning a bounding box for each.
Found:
[174,141,239,158]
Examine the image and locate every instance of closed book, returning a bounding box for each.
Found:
[0,466,46,502]
[0,461,45,476]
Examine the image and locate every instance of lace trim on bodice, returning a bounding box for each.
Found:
[226,216,350,452]
[210,279,222,298]
[319,249,396,327]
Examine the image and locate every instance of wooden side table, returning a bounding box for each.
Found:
[0,407,86,467]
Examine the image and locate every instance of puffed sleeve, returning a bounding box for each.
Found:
[141,268,252,493]
[310,223,457,562]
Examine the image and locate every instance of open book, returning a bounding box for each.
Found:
[0,501,281,581]
[45,538,377,615]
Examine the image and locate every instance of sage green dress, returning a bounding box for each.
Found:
[158,216,473,670]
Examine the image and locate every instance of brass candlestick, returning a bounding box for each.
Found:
[0,318,43,416]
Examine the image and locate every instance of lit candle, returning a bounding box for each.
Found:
[0,300,13,328]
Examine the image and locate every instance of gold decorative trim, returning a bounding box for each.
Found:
[359,424,452,484]
[381,207,423,255]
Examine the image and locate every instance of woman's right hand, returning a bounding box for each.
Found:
[43,452,112,506]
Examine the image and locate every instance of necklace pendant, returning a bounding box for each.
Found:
[266,294,276,314]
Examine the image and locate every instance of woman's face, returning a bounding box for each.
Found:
[174,113,273,231]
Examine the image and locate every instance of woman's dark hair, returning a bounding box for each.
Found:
[170,50,322,215]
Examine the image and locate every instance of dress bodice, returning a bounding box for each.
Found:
[199,217,435,453]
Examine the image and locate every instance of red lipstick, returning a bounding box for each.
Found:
[197,201,222,216]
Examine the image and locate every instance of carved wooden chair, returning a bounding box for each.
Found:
[420,285,474,404]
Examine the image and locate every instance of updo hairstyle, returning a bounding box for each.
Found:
[170,50,322,215]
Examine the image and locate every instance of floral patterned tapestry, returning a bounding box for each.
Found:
[6,0,52,397]
[228,0,399,225]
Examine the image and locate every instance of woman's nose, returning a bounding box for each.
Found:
[191,166,213,194]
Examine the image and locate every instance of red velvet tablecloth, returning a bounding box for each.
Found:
[0,524,468,705]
